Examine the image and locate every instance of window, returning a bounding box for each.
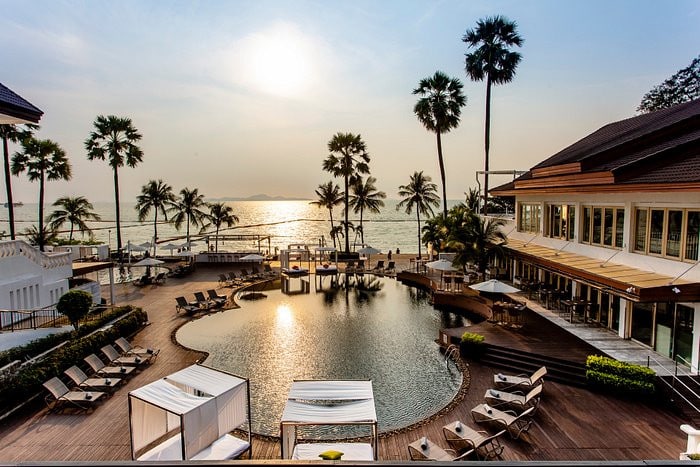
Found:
[581,205,624,249]
[686,211,700,261]
[582,207,591,242]
[518,203,541,233]
[649,209,664,254]
[634,209,647,251]
[567,207,576,241]
[603,208,613,246]
[666,210,683,257]
[634,208,700,261]
[615,209,625,248]
[545,204,574,239]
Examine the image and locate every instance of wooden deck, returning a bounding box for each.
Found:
[0,263,688,462]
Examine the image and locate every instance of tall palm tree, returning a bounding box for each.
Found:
[413,71,466,219]
[447,214,506,274]
[322,132,370,253]
[47,196,101,241]
[1,123,37,239]
[135,180,176,256]
[464,187,481,213]
[463,15,523,215]
[85,115,143,258]
[396,171,440,260]
[11,137,71,251]
[349,176,386,246]
[205,202,239,253]
[310,181,343,249]
[171,187,208,246]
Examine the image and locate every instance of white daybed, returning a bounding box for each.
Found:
[129,364,251,461]
[280,380,378,461]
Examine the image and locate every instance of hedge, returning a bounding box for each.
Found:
[585,355,656,396]
[461,332,485,345]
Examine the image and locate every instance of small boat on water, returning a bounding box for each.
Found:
[3,201,23,208]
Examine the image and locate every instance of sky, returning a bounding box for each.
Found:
[1,0,699,203]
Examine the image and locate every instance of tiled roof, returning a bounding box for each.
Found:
[0,82,43,123]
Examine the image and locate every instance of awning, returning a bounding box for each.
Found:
[505,238,700,302]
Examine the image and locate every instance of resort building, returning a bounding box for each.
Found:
[491,98,700,371]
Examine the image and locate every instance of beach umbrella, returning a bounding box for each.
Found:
[357,246,381,268]
[132,257,164,277]
[176,250,196,257]
[469,279,521,294]
[127,242,148,252]
[241,253,265,262]
[160,243,180,255]
[425,259,456,271]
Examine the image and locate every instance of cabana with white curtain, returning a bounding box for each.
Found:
[280,380,378,461]
[128,364,251,461]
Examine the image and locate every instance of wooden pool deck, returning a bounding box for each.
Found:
[0,263,688,462]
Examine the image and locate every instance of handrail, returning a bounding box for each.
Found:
[648,354,700,415]
[0,305,62,331]
[676,354,700,376]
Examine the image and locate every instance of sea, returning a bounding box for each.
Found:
[1,199,462,255]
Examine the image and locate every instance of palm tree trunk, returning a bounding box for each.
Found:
[483,76,492,216]
[328,209,336,248]
[113,167,122,259]
[38,171,45,252]
[436,131,448,219]
[215,226,220,253]
[186,213,191,245]
[69,222,74,242]
[153,211,158,257]
[416,207,422,261]
[360,206,364,244]
[344,174,350,253]
[2,136,15,240]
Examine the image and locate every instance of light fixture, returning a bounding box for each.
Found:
[625,286,636,294]
[672,287,681,294]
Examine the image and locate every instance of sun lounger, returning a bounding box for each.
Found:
[494,366,547,391]
[193,291,216,309]
[442,421,505,460]
[218,273,231,287]
[153,271,166,284]
[102,344,152,367]
[292,443,374,461]
[65,365,122,392]
[115,337,160,360]
[484,384,543,413]
[84,353,135,377]
[370,260,384,273]
[408,437,473,461]
[137,433,250,461]
[43,376,106,411]
[263,264,278,277]
[470,404,536,439]
[227,272,243,286]
[207,289,227,307]
[384,261,396,275]
[175,296,199,314]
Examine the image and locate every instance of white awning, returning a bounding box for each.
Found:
[282,399,377,423]
[166,364,246,397]
[287,380,374,401]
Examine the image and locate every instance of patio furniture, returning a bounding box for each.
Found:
[371,260,385,273]
[407,437,473,461]
[84,353,135,377]
[471,404,536,439]
[153,272,166,285]
[263,264,278,277]
[207,289,228,307]
[175,296,199,314]
[384,261,396,275]
[442,421,505,460]
[115,337,160,360]
[65,365,122,392]
[102,344,152,367]
[193,291,216,309]
[494,366,547,391]
[484,384,543,413]
[43,376,106,412]
[218,273,231,287]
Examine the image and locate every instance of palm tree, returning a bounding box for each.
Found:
[135,180,176,256]
[447,213,506,274]
[23,225,59,247]
[322,132,370,253]
[47,196,101,241]
[85,115,143,258]
[349,176,386,246]
[1,124,37,239]
[310,181,343,249]
[413,71,466,218]
[171,187,208,246]
[464,187,481,213]
[11,137,72,251]
[463,15,523,214]
[205,202,239,253]
[396,171,440,260]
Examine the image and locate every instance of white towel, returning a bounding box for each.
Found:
[489,389,500,398]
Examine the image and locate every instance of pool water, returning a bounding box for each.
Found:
[176,275,471,436]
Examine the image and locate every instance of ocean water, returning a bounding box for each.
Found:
[0,200,461,254]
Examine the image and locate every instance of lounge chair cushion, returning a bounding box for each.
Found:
[292,443,373,461]
[318,450,344,460]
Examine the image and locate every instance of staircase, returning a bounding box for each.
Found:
[477,343,588,387]
[658,374,700,425]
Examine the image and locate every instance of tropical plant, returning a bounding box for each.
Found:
[11,137,72,251]
[47,196,101,241]
[638,55,700,113]
[396,171,440,260]
[204,202,239,253]
[349,176,386,245]
[1,123,37,239]
[447,213,506,274]
[463,15,523,214]
[135,180,176,256]
[465,187,481,213]
[23,224,59,247]
[56,289,93,331]
[421,215,447,255]
[171,187,208,246]
[85,115,143,258]
[322,132,371,253]
[310,181,343,249]
[413,71,466,219]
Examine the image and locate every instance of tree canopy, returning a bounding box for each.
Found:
[638,55,700,113]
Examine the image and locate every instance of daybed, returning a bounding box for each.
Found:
[129,364,251,461]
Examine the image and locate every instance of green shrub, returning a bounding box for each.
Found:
[461,332,485,345]
[585,355,656,396]
[56,290,93,331]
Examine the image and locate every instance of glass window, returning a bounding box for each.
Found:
[666,210,682,257]
[634,209,647,252]
[582,207,591,242]
[592,208,602,244]
[654,302,673,357]
[649,209,664,255]
[631,302,654,346]
[615,209,625,248]
[685,211,700,261]
[603,208,614,246]
[551,205,561,238]
[567,206,576,241]
[675,304,694,363]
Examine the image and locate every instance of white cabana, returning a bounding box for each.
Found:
[314,247,338,276]
[280,380,378,461]
[129,364,251,461]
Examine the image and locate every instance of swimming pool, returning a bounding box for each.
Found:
[176,275,471,437]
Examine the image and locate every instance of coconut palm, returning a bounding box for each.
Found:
[310,181,343,249]
[11,137,72,251]
[322,132,370,253]
[447,213,506,274]
[23,225,59,247]
[1,124,37,239]
[413,71,466,219]
[396,171,440,260]
[170,187,208,246]
[85,115,143,258]
[204,202,239,253]
[463,15,523,214]
[465,187,481,213]
[135,180,176,256]
[349,176,386,246]
[47,196,101,241]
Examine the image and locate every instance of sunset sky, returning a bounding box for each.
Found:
[2,0,699,202]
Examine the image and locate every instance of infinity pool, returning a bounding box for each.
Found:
[176,275,471,436]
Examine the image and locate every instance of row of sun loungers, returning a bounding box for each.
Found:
[43,337,160,412]
[409,366,546,461]
[175,290,228,314]
[218,266,278,287]
[133,271,166,287]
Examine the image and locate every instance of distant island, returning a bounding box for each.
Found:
[208,194,310,202]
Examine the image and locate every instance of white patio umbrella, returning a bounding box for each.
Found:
[425,259,456,271]
[469,279,521,294]
[132,257,164,277]
[357,246,381,268]
[241,253,265,262]
[127,242,148,252]
[176,250,196,257]
[160,243,180,255]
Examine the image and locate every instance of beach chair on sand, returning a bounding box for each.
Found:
[218,273,231,287]
[65,365,122,392]
[470,404,536,440]
[193,291,216,309]
[175,296,199,314]
[153,271,166,285]
[371,260,385,273]
[408,437,473,461]
[43,377,105,412]
[228,272,244,286]
[494,366,547,391]
[84,354,135,378]
[442,421,505,460]
[384,261,396,275]
[207,289,228,307]
[484,384,543,413]
[115,337,160,360]
[101,344,152,367]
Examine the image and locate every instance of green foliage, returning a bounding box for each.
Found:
[688,454,700,460]
[56,290,93,331]
[0,308,147,412]
[638,55,700,113]
[461,332,485,345]
[585,355,656,395]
